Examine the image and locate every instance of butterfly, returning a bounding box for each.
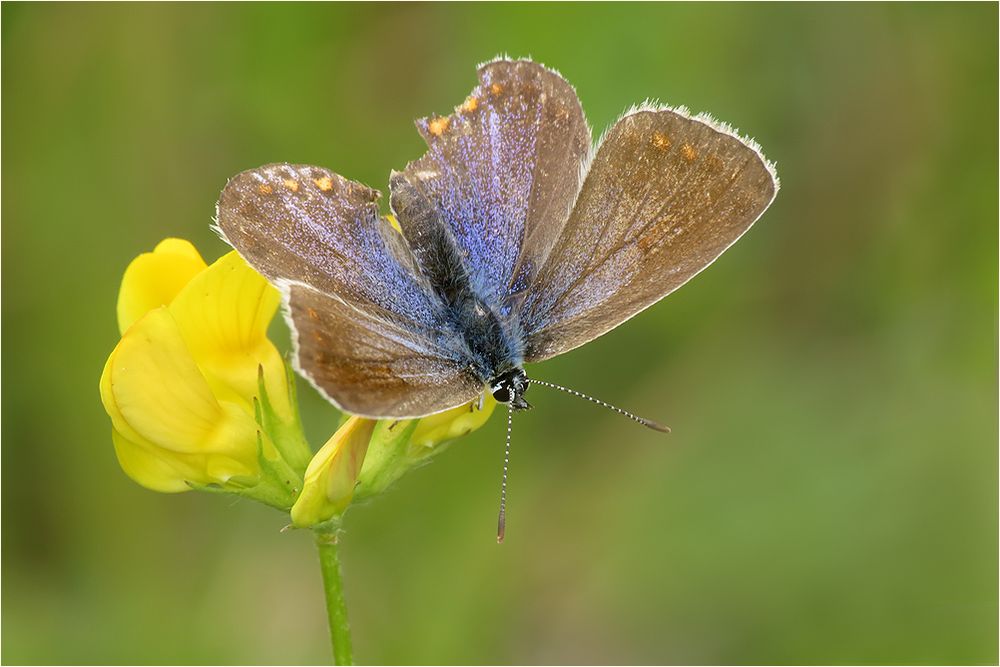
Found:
[215,58,778,539]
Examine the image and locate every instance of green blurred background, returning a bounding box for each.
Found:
[3,3,997,664]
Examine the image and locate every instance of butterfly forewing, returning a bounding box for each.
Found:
[520,108,778,361]
[217,164,480,418]
[218,165,443,332]
[392,59,591,308]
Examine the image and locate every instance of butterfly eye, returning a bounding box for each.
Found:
[491,385,511,403]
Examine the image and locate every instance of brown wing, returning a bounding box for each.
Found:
[217,163,450,337]
[217,164,481,418]
[392,58,591,306]
[284,282,482,418]
[520,106,779,361]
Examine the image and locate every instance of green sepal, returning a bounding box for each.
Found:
[311,515,344,539]
[186,427,303,511]
[256,362,313,475]
[353,419,420,502]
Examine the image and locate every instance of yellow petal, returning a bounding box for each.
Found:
[105,344,257,492]
[102,306,260,474]
[409,395,497,454]
[117,238,207,334]
[153,237,204,262]
[168,251,291,420]
[105,307,224,449]
[111,428,192,493]
[291,417,376,527]
[112,424,256,492]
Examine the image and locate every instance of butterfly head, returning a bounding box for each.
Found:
[489,368,531,411]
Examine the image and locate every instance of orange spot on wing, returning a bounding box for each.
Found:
[490,83,503,96]
[651,131,671,151]
[258,184,273,195]
[638,223,661,253]
[283,178,300,192]
[639,218,683,253]
[313,176,334,191]
[306,307,319,321]
[428,116,450,136]
[461,96,479,112]
[681,144,698,162]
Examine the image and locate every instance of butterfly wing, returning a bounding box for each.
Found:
[519,106,779,361]
[391,59,591,311]
[283,281,482,417]
[216,164,481,418]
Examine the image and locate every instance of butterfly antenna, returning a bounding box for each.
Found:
[497,404,513,544]
[527,378,671,433]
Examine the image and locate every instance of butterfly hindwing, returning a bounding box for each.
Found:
[520,107,779,361]
[284,282,481,418]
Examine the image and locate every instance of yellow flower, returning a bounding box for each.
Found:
[291,398,497,527]
[408,396,497,458]
[100,239,308,506]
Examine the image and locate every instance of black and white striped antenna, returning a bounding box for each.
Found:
[528,378,671,432]
[496,404,513,543]
[495,379,668,543]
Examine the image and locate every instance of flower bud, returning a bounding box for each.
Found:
[290,397,498,526]
[290,417,376,528]
[354,397,497,502]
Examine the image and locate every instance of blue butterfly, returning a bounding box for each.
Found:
[216,58,778,539]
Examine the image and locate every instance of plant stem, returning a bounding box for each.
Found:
[314,526,353,665]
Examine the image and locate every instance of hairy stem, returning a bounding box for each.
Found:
[314,526,353,665]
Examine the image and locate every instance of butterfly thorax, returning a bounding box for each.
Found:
[446,288,526,400]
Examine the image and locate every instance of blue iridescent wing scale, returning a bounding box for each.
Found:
[282,280,482,417]
[391,59,591,312]
[216,163,480,418]
[387,171,471,304]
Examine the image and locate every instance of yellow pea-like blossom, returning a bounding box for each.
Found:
[100,239,309,507]
[292,398,497,527]
[408,396,497,458]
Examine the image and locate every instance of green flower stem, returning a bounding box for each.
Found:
[314,524,353,665]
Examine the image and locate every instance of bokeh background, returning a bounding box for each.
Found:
[3,3,997,664]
